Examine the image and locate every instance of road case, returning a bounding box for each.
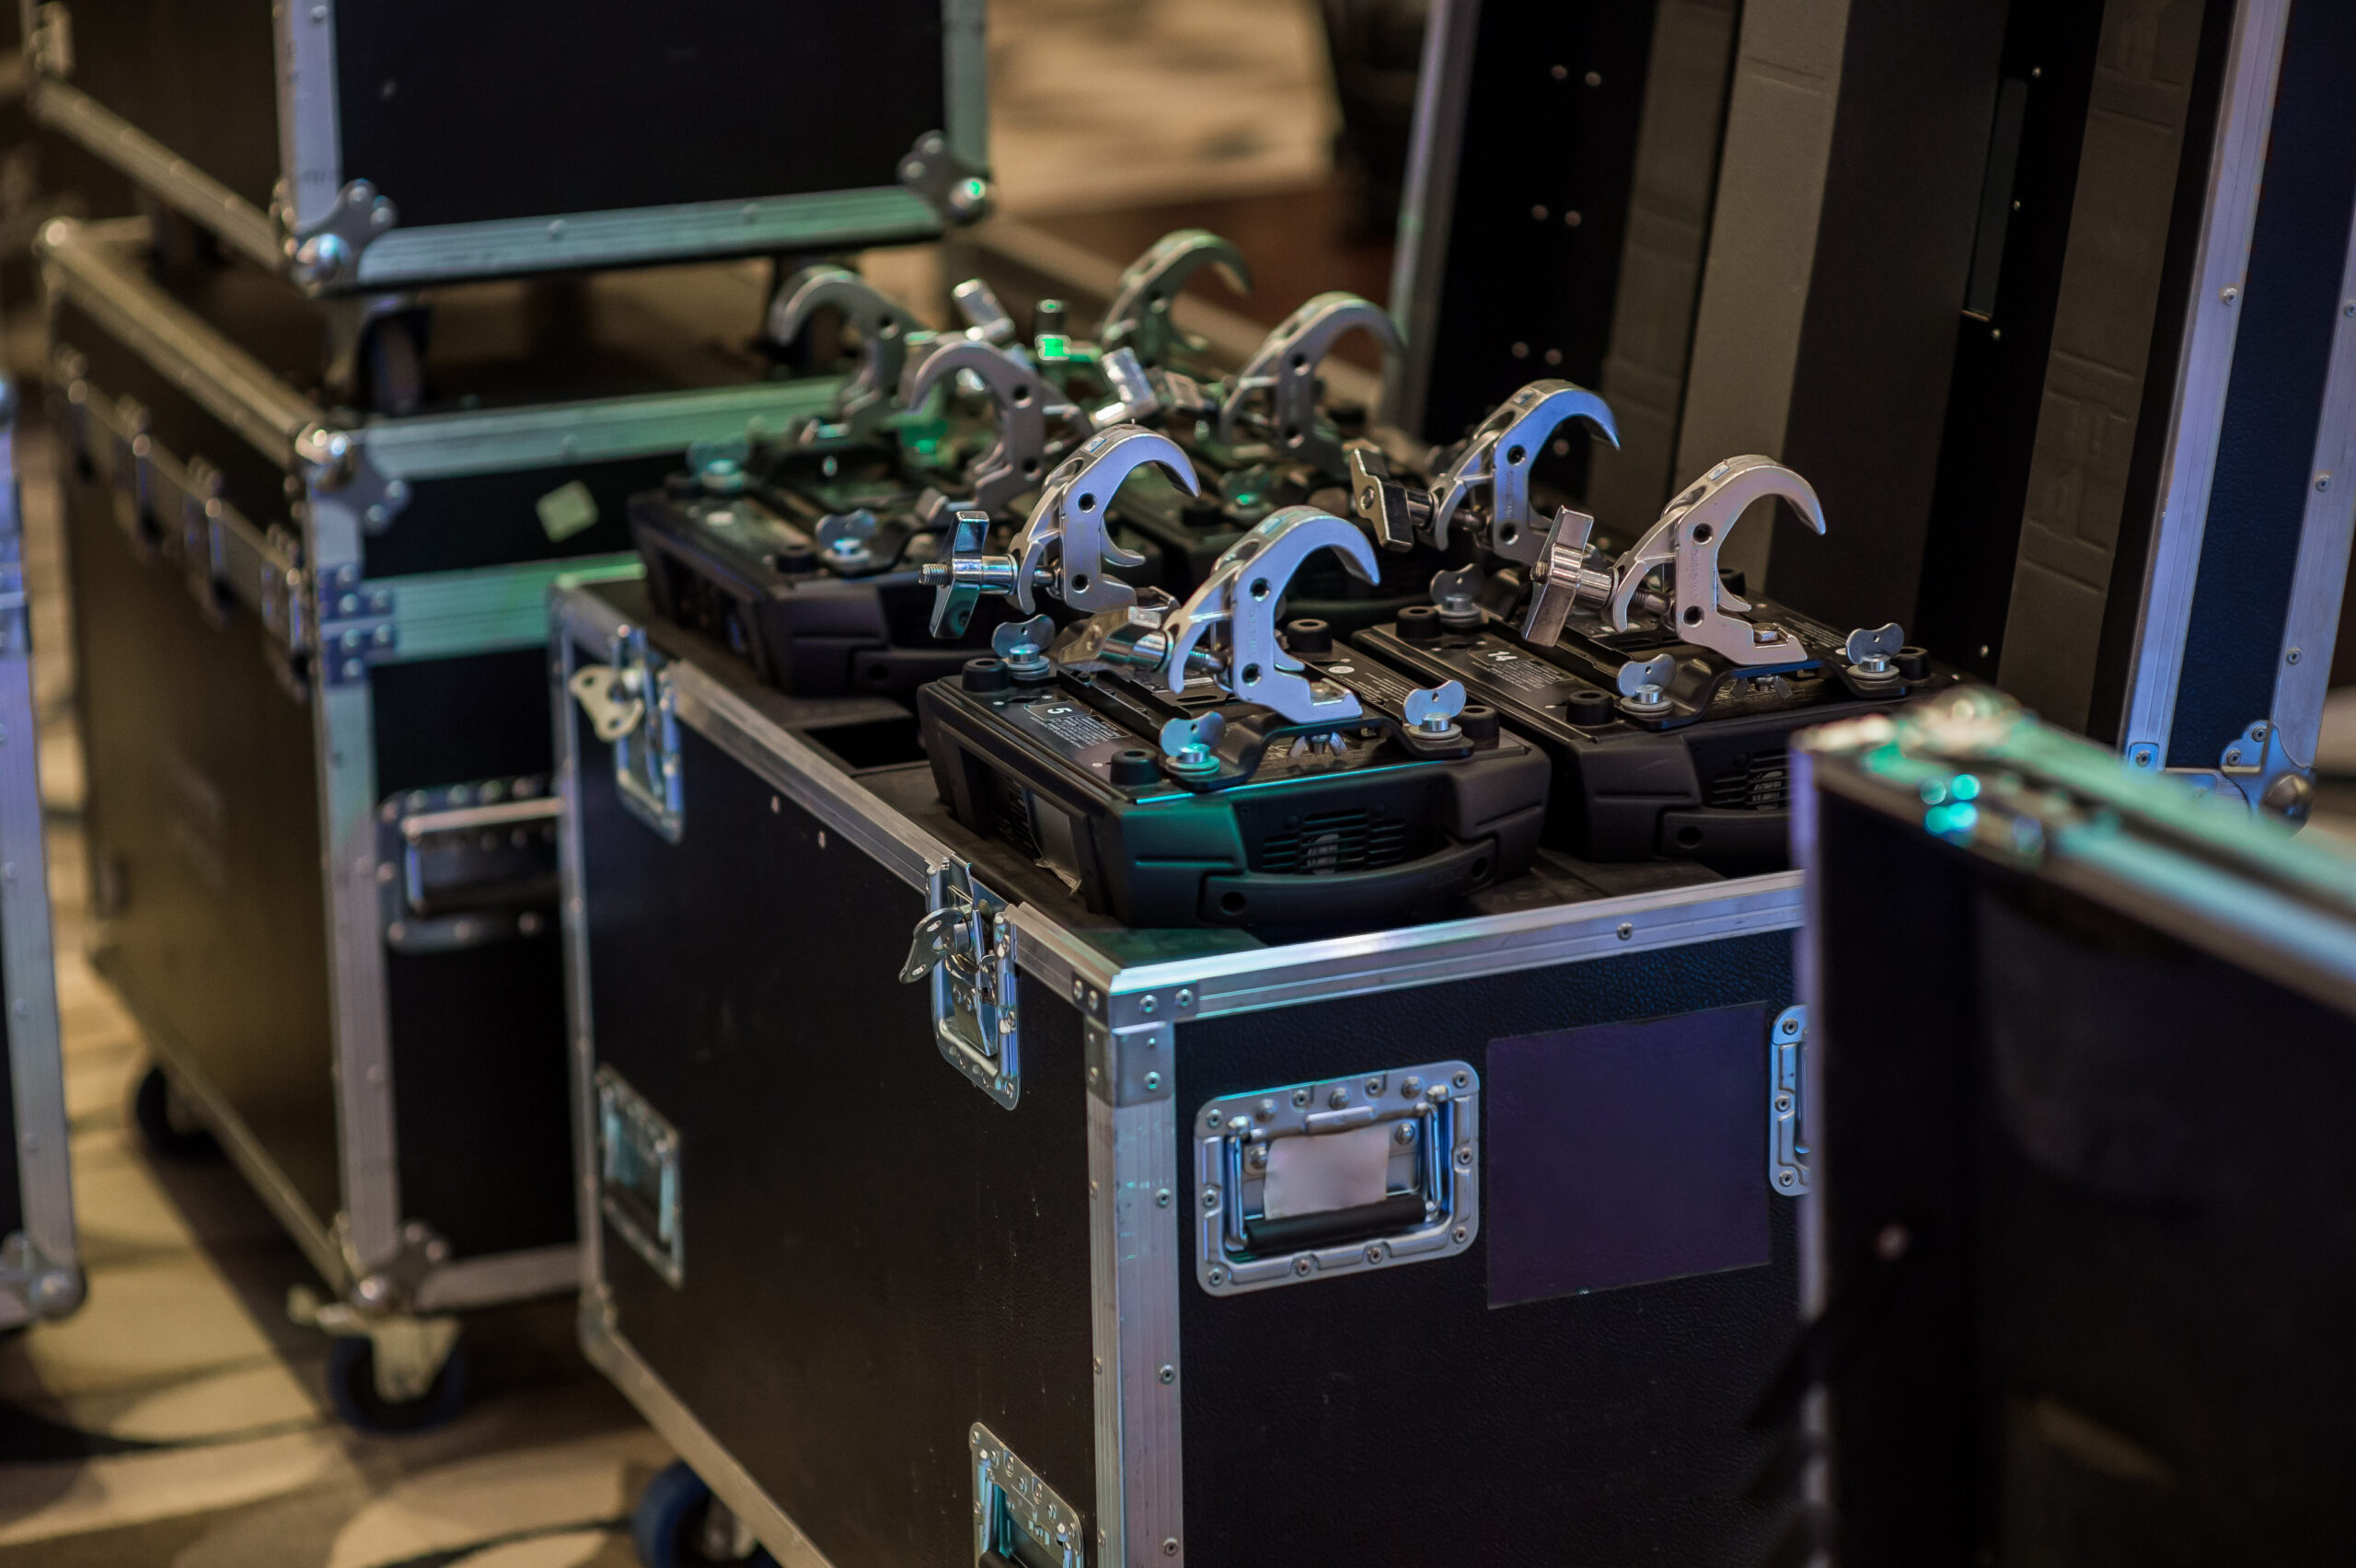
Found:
[0,377,78,1332]
[42,216,845,1418]
[1789,688,2356,1563]
[557,578,1815,1568]
[20,0,987,294]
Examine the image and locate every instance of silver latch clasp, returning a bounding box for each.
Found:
[567,627,683,841]
[1771,1005,1809,1196]
[900,859,1022,1109]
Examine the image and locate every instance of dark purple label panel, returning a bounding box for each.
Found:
[1487,1004,1773,1307]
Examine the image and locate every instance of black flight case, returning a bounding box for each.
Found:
[557,573,1819,1568]
[1790,688,2356,1563]
[42,214,846,1425]
[19,0,987,293]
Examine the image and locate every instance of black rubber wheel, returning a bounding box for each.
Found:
[633,1459,776,1568]
[364,315,429,417]
[323,1333,468,1435]
[131,1065,219,1161]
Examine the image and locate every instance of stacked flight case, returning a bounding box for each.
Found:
[1790,690,2356,1562]
[556,579,1811,1567]
[0,378,79,1332]
[35,0,988,1429]
[20,0,987,292]
[43,215,854,1418]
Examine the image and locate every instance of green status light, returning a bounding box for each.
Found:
[1036,334,1071,361]
[1951,774,1982,801]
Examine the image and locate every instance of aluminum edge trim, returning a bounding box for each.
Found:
[411,1243,577,1313]
[1384,0,1480,432]
[553,606,610,1311]
[666,660,939,890]
[375,555,643,663]
[0,633,73,1293]
[582,1315,839,1568]
[943,0,989,168]
[314,674,404,1279]
[352,378,850,481]
[349,189,940,289]
[27,82,284,270]
[1088,1086,1184,1567]
[2269,199,2356,767]
[1806,763,2356,1010]
[38,222,319,453]
[277,0,344,233]
[2120,0,2292,765]
[1788,750,1829,1326]
[1103,872,1806,1020]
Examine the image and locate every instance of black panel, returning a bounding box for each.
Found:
[361,459,652,578]
[1771,0,2010,638]
[580,705,1096,1568]
[1177,933,1801,1566]
[368,649,556,796]
[2165,0,2356,767]
[66,0,283,211]
[387,930,573,1261]
[1910,2,2108,680]
[1419,0,1658,469]
[64,455,341,1229]
[1812,790,2356,1561]
[332,0,947,229]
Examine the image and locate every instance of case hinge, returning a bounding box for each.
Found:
[568,626,685,842]
[970,1424,1083,1568]
[1770,1004,1809,1196]
[899,859,1021,1109]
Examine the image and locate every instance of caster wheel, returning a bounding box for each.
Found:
[364,314,429,417]
[324,1334,468,1434]
[132,1065,218,1161]
[633,1459,775,1568]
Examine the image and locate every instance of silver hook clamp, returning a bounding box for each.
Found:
[1216,293,1403,478]
[768,268,920,445]
[900,337,1069,517]
[1102,229,1253,369]
[1607,455,1826,667]
[918,425,1197,631]
[1159,504,1379,724]
[1426,379,1621,564]
[1005,425,1196,615]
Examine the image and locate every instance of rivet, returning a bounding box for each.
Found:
[2221,285,2239,305]
[1175,988,1194,1009]
[1138,994,1157,1014]
[2316,474,2332,492]
[1157,1364,1175,1384]
[1144,1071,1161,1090]
[1616,922,1634,940]
[2286,648,2303,665]
[1452,1226,1470,1243]
[1163,1540,1179,1557]
[1156,1189,1171,1207]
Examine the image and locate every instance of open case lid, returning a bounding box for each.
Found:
[1790,689,2356,1562]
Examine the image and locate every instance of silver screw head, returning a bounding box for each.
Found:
[1328,1086,1348,1108]
[1292,1256,1315,1276]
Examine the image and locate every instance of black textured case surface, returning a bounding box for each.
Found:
[332,0,946,230]
[372,651,574,1262]
[576,698,1097,1568]
[1175,931,1801,1567]
[58,0,945,241]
